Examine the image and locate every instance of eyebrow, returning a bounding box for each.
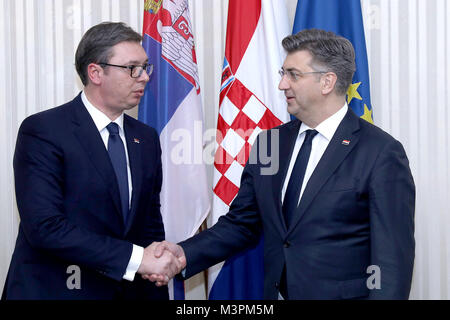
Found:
[283,67,302,72]
[126,59,149,65]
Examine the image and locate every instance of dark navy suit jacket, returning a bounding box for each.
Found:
[2,94,168,299]
[180,108,415,299]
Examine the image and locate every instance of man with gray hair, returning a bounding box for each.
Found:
[152,29,415,300]
[2,22,183,300]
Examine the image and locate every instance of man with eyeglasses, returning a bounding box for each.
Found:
[2,22,183,300]
[151,28,415,300]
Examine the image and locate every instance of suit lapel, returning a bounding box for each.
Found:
[270,120,301,234]
[69,95,124,224]
[287,109,361,235]
[123,115,143,234]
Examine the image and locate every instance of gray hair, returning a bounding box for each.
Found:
[282,28,356,95]
[75,22,142,86]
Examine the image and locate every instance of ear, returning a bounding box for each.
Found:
[86,63,103,85]
[320,72,338,95]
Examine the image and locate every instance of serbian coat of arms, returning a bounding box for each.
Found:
[144,0,200,92]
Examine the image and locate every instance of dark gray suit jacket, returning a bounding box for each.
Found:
[3,94,168,299]
[181,108,415,299]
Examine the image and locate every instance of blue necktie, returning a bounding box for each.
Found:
[282,129,318,228]
[106,122,129,223]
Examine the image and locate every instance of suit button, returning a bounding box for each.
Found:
[275,282,279,289]
[284,241,291,248]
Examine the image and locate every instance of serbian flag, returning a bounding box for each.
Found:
[293,0,373,123]
[139,0,210,299]
[208,0,290,299]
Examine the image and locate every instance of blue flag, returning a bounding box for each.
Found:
[293,0,373,122]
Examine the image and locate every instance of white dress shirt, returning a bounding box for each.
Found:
[82,92,143,281]
[281,103,348,207]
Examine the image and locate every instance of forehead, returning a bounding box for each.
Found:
[109,41,148,63]
[283,50,313,70]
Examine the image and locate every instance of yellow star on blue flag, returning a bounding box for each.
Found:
[360,104,374,124]
[347,82,362,105]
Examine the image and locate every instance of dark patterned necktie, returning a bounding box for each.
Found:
[106,122,129,223]
[282,129,318,228]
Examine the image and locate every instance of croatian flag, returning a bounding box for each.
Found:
[139,0,210,299]
[209,0,290,299]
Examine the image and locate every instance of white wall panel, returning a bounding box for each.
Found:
[446,0,450,300]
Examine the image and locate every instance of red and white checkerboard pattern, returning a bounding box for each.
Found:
[214,78,283,205]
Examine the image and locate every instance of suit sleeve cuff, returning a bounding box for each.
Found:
[122,244,144,281]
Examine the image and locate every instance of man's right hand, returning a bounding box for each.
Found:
[137,242,185,284]
[141,241,187,286]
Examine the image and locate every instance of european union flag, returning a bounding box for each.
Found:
[293,0,373,123]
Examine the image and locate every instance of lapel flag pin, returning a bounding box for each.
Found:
[342,140,350,145]
[134,138,140,144]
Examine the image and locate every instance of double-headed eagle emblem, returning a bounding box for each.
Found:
[146,0,200,91]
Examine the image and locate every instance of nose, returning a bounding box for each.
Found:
[141,71,150,83]
[278,75,289,91]
[137,69,150,83]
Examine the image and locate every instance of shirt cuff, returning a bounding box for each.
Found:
[122,244,144,281]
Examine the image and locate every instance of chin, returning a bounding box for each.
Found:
[125,104,138,110]
[126,100,140,109]
[287,104,298,113]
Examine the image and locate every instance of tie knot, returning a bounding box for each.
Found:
[106,122,120,135]
[304,129,318,143]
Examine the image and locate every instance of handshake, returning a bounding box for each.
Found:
[137,241,186,286]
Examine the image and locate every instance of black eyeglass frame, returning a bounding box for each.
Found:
[98,62,154,78]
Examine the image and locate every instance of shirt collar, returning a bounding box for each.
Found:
[81,91,124,133]
[299,103,348,141]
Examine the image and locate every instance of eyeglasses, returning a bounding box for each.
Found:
[99,62,154,78]
[278,69,327,82]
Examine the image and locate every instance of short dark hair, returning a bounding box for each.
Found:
[282,29,356,95]
[75,22,142,86]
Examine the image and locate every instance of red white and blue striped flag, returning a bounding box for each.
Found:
[139,0,210,300]
[209,0,290,299]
